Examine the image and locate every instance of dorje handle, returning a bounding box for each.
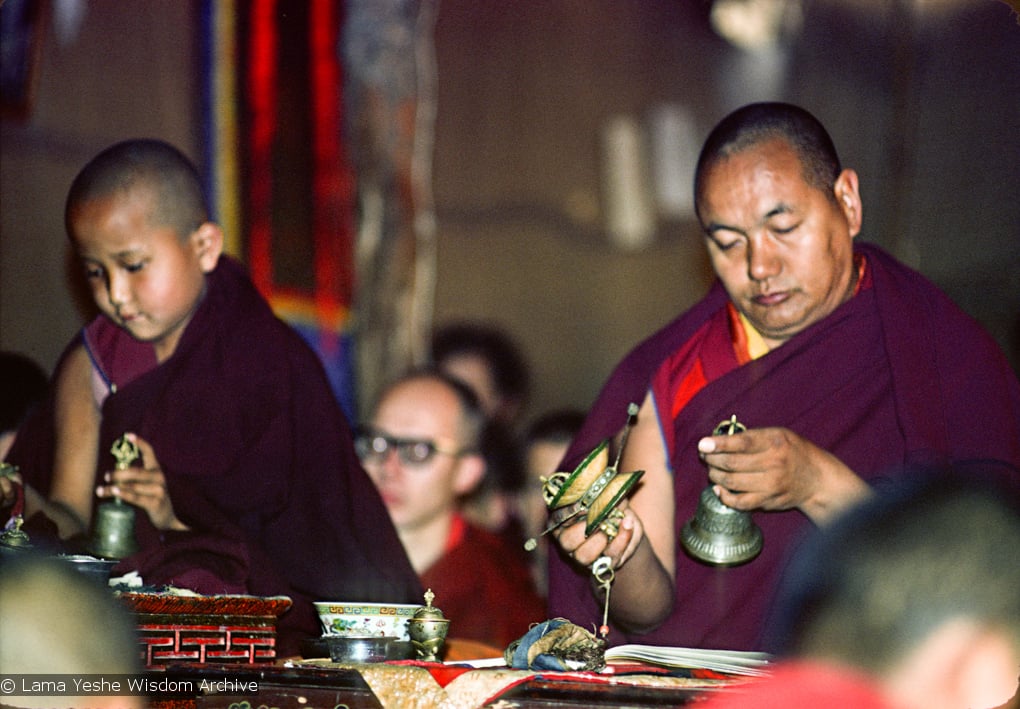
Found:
[108,435,140,505]
[111,434,141,470]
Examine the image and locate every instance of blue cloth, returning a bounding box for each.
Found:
[509,619,573,671]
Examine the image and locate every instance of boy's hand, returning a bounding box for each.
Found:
[96,433,189,532]
[0,469,23,509]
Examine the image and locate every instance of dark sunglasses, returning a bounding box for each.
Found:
[354,428,467,466]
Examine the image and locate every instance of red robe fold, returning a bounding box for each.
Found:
[7,256,422,655]
[420,516,546,650]
[547,242,1020,651]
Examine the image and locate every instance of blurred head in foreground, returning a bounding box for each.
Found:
[0,555,144,708]
[766,475,1020,709]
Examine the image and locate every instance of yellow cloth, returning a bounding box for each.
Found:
[737,311,770,360]
[288,659,731,708]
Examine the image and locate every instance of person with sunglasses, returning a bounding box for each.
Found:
[356,369,545,651]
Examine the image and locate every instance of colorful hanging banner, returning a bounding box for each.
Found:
[201,0,358,419]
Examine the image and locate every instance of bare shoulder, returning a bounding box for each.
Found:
[48,342,101,536]
[54,344,94,403]
[53,341,99,428]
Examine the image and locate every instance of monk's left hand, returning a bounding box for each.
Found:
[96,433,189,532]
[554,501,643,570]
[697,426,870,524]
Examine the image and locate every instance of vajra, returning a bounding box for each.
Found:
[525,403,644,638]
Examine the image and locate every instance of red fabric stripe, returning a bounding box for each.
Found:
[247,0,277,297]
[671,356,708,419]
[444,513,468,554]
[310,0,355,353]
[310,0,352,318]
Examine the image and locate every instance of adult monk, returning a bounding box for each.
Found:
[547,102,1020,651]
[1,140,421,655]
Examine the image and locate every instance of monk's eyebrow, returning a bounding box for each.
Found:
[704,222,744,237]
[764,203,795,220]
[78,244,144,259]
[704,202,798,237]
[90,247,146,262]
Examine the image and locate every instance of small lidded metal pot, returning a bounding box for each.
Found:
[408,589,450,662]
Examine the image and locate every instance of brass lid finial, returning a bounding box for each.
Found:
[414,589,446,620]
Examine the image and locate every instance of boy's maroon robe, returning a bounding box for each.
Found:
[547,242,1020,651]
[7,257,422,654]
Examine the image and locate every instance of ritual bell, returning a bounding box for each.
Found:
[680,415,763,566]
[88,497,138,560]
[87,435,140,560]
[0,516,33,552]
[0,463,33,553]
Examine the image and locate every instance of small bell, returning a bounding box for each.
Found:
[680,415,764,566]
[0,515,33,551]
[1,463,33,552]
[407,589,450,662]
[87,435,140,560]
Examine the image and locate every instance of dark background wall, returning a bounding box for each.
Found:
[2,0,1018,426]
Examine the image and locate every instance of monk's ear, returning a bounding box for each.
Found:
[833,169,863,238]
[453,453,486,497]
[887,620,1020,709]
[947,626,1020,709]
[191,222,224,273]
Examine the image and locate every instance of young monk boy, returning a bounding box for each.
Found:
[1,139,421,654]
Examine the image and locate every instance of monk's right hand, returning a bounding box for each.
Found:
[0,471,21,508]
[0,477,15,510]
[96,433,189,532]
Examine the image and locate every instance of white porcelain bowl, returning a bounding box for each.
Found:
[314,602,420,641]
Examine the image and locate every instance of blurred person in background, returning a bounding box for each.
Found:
[357,369,545,650]
[0,351,49,461]
[519,409,586,598]
[431,322,531,547]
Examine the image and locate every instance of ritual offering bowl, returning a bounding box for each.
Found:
[59,554,119,586]
[325,635,407,663]
[314,601,420,641]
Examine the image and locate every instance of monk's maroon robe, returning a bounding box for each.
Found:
[7,257,422,654]
[547,242,1020,651]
